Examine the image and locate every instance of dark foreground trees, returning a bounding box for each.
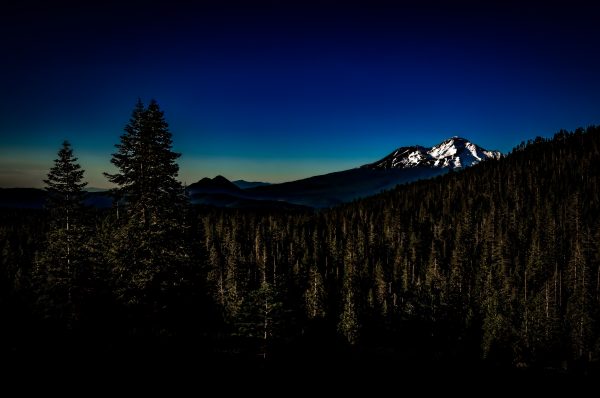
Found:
[2,116,600,374]
[35,140,89,325]
[104,99,191,323]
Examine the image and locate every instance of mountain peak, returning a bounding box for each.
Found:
[188,175,241,194]
[212,175,231,184]
[363,136,501,170]
[441,136,468,144]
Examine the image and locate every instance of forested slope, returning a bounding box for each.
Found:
[197,127,600,366]
[1,127,599,373]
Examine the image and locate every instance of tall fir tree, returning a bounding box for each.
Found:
[105,99,185,221]
[104,99,189,318]
[339,239,359,345]
[305,265,326,319]
[37,140,89,325]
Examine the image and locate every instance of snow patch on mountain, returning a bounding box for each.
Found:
[363,136,502,170]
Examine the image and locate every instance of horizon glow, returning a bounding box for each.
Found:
[2,1,600,188]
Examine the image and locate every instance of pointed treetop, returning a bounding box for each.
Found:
[44,140,88,217]
[104,98,185,218]
[44,140,87,190]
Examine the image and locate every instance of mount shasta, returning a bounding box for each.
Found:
[187,137,501,208]
[362,136,501,170]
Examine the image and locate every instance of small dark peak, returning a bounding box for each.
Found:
[212,175,232,185]
[188,175,241,194]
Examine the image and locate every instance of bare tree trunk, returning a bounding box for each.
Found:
[263,294,269,360]
[545,280,549,320]
[596,267,600,300]
[524,269,528,338]
[580,263,585,358]
[559,270,562,307]
[218,271,224,307]
[554,263,558,308]
[313,272,317,318]
[273,257,276,287]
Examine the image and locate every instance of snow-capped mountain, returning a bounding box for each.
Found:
[362,136,502,170]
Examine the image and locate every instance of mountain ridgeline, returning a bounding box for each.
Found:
[186,136,501,208]
[1,106,600,375]
[0,137,498,210]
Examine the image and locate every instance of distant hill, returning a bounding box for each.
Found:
[0,188,47,209]
[245,167,446,208]
[0,188,112,209]
[232,180,271,189]
[186,169,447,208]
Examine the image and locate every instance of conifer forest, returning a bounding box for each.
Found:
[2,101,600,379]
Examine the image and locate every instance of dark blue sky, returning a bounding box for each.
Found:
[2,0,600,187]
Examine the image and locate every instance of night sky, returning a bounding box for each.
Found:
[2,0,600,188]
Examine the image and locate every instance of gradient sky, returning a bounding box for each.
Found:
[2,0,600,188]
